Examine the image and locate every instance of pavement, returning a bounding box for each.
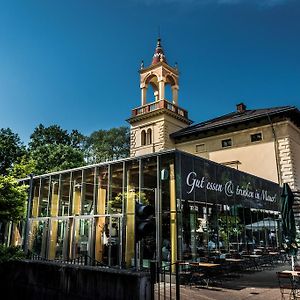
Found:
[155,263,292,300]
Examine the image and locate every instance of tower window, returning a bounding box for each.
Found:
[251,133,262,142]
[141,130,146,146]
[146,129,152,145]
[141,129,152,146]
[221,138,232,148]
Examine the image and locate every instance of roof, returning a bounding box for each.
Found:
[171,104,300,140]
[151,38,167,65]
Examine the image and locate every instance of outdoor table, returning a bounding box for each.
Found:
[225,258,244,262]
[188,262,222,288]
[268,252,279,255]
[190,262,220,268]
[282,270,300,277]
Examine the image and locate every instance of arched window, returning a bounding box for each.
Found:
[146,128,152,145]
[141,130,146,146]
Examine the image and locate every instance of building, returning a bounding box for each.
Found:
[128,39,300,193]
[4,38,293,268]
[18,150,280,269]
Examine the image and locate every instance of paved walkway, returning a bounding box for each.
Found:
[156,263,292,300]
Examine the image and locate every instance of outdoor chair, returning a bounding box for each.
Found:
[294,266,300,272]
[277,272,299,299]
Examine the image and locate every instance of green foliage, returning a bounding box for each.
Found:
[86,126,130,163]
[218,214,244,243]
[0,245,25,263]
[28,124,86,174]
[31,144,84,175]
[28,124,71,150]
[8,155,36,179]
[0,128,25,175]
[0,175,28,223]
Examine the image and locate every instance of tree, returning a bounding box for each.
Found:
[31,144,84,175]
[0,128,25,175]
[0,175,28,223]
[28,124,70,149]
[8,155,36,179]
[28,124,86,174]
[87,126,130,163]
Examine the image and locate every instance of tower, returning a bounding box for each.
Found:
[127,38,192,157]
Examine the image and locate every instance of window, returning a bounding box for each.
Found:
[251,133,262,142]
[195,144,205,153]
[221,138,232,148]
[141,130,146,146]
[141,128,152,146]
[147,128,152,145]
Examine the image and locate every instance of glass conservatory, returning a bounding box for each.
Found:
[15,150,281,268]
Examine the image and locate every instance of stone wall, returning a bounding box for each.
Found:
[0,260,151,300]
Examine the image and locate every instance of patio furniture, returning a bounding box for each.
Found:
[277,272,299,299]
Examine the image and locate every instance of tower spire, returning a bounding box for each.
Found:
[151,38,167,65]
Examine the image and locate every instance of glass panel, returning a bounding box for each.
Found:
[124,159,139,268]
[29,219,49,257]
[59,173,71,216]
[39,178,50,217]
[72,171,82,215]
[141,157,157,264]
[50,175,60,217]
[56,219,69,259]
[96,166,108,215]
[95,216,107,264]
[160,154,175,266]
[109,163,123,214]
[109,217,121,266]
[82,168,95,215]
[31,179,40,217]
[74,218,92,258]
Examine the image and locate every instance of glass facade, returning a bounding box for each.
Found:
[177,152,281,261]
[20,150,281,268]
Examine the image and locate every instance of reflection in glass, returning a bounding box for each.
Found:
[29,219,49,257]
[82,168,95,215]
[59,173,71,216]
[39,178,50,217]
[74,218,91,258]
[109,163,123,214]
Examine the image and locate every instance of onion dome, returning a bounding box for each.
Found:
[151,38,167,65]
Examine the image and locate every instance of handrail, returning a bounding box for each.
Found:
[131,99,189,119]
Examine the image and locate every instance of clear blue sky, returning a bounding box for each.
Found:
[0,0,299,145]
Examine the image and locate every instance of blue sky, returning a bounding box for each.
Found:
[0,0,299,144]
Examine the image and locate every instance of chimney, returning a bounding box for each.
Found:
[236,102,246,113]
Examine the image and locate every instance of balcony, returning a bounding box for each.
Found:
[131,100,189,119]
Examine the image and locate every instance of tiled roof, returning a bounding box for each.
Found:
[171,105,300,139]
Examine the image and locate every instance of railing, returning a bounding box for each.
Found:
[27,251,107,267]
[150,261,180,300]
[131,100,189,119]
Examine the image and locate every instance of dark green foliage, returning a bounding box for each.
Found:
[28,124,86,174]
[86,126,130,163]
[0,245,25,263]
[31,144,84,175]
[0,175,28,223]
[28,124,86,150]
[0,128,25,175]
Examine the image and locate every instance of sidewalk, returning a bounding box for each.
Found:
[160,263,292,300]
